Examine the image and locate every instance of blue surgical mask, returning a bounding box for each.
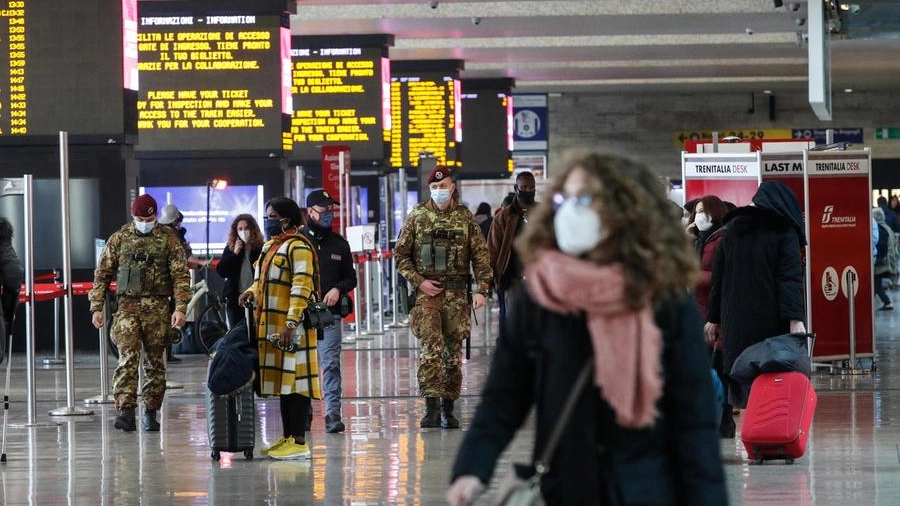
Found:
[315,211,334,228]
[265,218,284,238]
[134,219,156,234]
[431,188,452,207]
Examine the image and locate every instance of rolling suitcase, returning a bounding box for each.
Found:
[206,305,257,461]
[741,333,816,464]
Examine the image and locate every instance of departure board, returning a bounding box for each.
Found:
[0,0,137,140]
[459,90,514,178]
[290,37,391,164]
[390,72,461,169]
[136,0,292,154]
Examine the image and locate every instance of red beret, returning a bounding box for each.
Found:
[427,166,452,184]
[131,194,158,218]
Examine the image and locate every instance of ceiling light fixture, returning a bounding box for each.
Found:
[844,88,853,93]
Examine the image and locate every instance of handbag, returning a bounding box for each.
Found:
[493,361,593,506]
[303,300,336,330]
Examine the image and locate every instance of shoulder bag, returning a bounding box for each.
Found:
[493,360,592,506]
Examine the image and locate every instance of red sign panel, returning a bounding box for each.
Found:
[804,150,873,359]
[682,153,761,206]
[321,146,350,233]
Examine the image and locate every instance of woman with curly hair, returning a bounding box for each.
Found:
[448,150,726,506]
[216,214,264,327]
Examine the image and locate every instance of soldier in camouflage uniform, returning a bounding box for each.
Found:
[89,194,191,433]
[395,167,492,429]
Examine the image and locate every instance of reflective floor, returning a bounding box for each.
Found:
[1,302,900,505]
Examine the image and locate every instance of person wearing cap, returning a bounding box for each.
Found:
[88,194,192,433]
[158,204,203,269]
[394,167,493,429]
[300,189,357,433]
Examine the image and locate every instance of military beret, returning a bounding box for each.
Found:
[428,166,452,184]
[131,194,158,218]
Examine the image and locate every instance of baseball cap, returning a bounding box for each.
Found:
[306,189,338,208]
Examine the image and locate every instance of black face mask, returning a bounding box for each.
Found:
[265,218,285,238]
[516,188,536,205]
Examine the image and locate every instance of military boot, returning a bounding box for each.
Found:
[114,407,136,432]
[420,397,441,428]
[441,398,460,429]
[142,409,160,432]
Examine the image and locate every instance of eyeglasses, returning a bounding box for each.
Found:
[551,192,594,211]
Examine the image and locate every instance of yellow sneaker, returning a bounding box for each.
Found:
[261,436,291,456]
[268,440,311,460]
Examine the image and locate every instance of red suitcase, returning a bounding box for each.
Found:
[741,371,817,464]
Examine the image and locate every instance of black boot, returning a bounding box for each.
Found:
[142,409,160,432]
[720,405,736,439]
[441,398,460,429]
[114,407,136,432]
[420,397,441,428]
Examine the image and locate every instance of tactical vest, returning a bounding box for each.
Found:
[115,228,173,297]
[415,210,470,279]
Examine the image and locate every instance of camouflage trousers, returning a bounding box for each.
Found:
[410,289,470,399]
[110,296,169,410]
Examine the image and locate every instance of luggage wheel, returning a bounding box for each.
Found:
[244,449,253,460]
[785,457,794,465]
[754,457,764,465]
[211,451,221,461]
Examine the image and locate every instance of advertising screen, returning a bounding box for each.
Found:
[139,184,265,257]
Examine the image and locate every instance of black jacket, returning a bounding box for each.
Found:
[215,243,262,302]
[301,225,357,312]
[707,205,805,383]
[451,290,727,506]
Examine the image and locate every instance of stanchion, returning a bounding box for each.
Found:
[42,270,64,366]
[374,251,385,332]
[386,251,407,329]
[49,131,93,418]
[355,253,376,340]
[483,295,493,344]
[84,305,114,405]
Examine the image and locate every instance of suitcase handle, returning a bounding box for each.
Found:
[242,303,255,347]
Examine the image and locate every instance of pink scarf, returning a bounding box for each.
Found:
[524,249,663,428]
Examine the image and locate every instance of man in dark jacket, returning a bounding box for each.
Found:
[487,171,536,339]
[706,181,806,413]
[0,218,23,364]
[301,189,357,433]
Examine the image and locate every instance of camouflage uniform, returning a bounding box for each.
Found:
[88,223,191,410]
[395,200,492,399]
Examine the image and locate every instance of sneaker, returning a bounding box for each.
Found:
[261,436,290,456]
[878,305,895,311]
[268,439,311,460]
[324,414,345,433]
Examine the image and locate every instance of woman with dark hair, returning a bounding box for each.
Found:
[690,194,731,437]
[474,202,492,239]
[0,218,22,363]
[448,151,725,506]
[238,197,320,460]
[215,213,264,327]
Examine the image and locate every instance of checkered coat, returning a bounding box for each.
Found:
[247,233,320,399]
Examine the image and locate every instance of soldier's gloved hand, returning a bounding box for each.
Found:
[91,311,104,329]
[472,293,486,310]
[419,279,444,297]
[171,310,186,329]
[238,291,254,307]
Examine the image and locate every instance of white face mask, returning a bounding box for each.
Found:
[431,188,452,207]
[695,211,713,232]
[553,198,604,256]
[134,219,156,234]
[238,230,250,242]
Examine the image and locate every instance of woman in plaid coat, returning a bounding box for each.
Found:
[240,197,321,460]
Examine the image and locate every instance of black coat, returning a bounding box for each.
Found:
[300,225,357,313]
[707,206,805,384]
[451,290,727,506]
[216,243,262,302]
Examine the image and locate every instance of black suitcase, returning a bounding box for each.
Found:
[206,304,257,461]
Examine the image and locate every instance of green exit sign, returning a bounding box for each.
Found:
[875,127,900,139]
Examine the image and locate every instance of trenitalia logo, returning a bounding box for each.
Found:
[821,205,856,228]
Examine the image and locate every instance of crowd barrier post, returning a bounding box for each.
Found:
[42,269,64,366]
[386,251,407,329]
[49,131,93,418]
[374,251,385,332]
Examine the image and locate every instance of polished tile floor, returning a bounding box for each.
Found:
[0,301,899,505]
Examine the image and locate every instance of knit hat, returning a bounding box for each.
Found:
[131,194,157,218]
[428,166,452,184]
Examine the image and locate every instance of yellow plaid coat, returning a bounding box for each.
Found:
[247,233,320,398]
